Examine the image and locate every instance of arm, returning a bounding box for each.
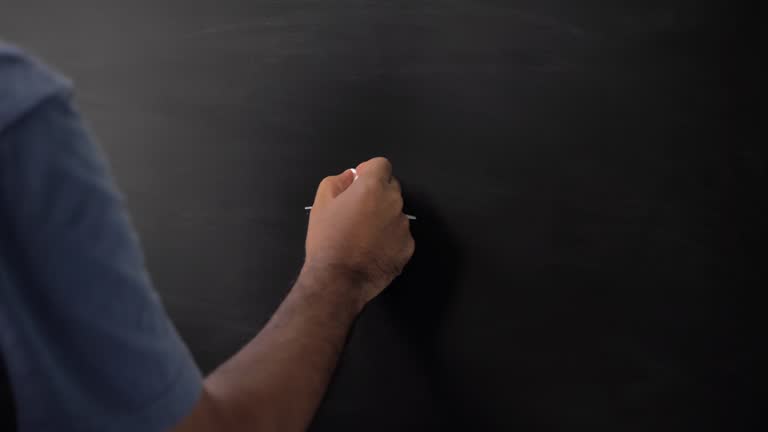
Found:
[1,89,203,430]
[172,157,415,432]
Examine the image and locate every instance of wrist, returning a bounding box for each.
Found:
[296,263,369,315]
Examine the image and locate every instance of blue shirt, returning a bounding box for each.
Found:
[0,43,202,431]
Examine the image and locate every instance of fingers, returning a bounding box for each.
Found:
[316,158,402,214]
[358,159,402,215]
[390,176,402,195]
[398,215,415,272]
[313,169,355,208]
[391,180,404,213]
[405,233,416,260]
[356,157,392,183]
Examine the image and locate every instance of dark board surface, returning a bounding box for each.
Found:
[1,1,761,430]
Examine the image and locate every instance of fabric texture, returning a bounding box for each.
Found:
[0,42,202,431]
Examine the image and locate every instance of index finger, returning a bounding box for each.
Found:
[356,157,392,182]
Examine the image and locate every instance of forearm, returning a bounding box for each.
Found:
[203,266,363,431]
[171,158,413,432]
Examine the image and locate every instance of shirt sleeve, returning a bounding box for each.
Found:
[0,59,202,430]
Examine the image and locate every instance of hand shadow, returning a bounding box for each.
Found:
[378,184,466,427]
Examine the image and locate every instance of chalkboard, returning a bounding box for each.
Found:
[1,1,760,430]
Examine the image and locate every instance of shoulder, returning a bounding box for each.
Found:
[0,42,72,133]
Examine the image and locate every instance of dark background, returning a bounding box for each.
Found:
[1,1,761,430]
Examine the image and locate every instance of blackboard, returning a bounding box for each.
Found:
[1,1,759,430]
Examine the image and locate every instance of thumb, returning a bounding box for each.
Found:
[313,168,355,208]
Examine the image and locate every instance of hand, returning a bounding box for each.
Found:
[303,157,415,308]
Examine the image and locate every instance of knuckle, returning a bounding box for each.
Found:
[393,193,404,208]
[400,214,410,227]
[372,157,392,172]
[391,177,402,192]
[361,177,383,193]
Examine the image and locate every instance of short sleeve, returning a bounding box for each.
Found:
[0,54,202,431]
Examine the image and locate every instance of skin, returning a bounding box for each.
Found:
[171,157,415,432]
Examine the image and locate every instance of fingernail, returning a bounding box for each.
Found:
[350,168,359,181]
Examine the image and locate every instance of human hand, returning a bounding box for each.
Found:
[303,157,415,308]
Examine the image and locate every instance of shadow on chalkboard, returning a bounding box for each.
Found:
[0,355,15,431]
[379,184,467,426]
